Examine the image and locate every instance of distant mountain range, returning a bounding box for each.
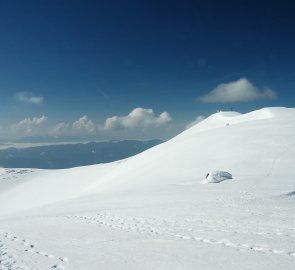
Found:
[0,140,163,169]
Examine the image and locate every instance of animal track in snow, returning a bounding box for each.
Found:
[1,232,68,270]
[0,239,28,270]
[67,212,295,258]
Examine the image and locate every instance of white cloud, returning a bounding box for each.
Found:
[51,116,98,136]
[5,108,172,140]
[12,115,48,135]
[15,91,44,104]
[186,115,206,129]
[51,122,70,136]
[197,78,277,103]
[72,115,97,133]
[104,108,172,130]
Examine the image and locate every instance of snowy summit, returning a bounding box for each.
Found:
[0,107,295,270]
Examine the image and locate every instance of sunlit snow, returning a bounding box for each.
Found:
[0,107,295,270]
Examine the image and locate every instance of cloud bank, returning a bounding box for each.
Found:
[104,108,172,130]
[72,115,97,133]
[51,122,70,136]
[51,116,98,136]
[15,91,44,104]
[51,108,172,138]
[197,78,277,103]
[12,116,48,135]
[4,108,173,140]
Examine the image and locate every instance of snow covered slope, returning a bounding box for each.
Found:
[0,107,295,270]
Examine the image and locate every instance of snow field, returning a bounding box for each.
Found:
[0,107,295,269]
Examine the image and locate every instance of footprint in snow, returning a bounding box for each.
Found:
[51,264,65,269]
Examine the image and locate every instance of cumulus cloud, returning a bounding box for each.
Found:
[104,108,172,130]
[7,108,172,140]
[197,78,277,103]
[186,115,206,129]
[72,115,97,133]
[51,115,98,136]
[12,115,48,135]
[51,122,70,136]
[15,91,44,104]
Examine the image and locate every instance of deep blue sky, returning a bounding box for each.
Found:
[0,0,294,140]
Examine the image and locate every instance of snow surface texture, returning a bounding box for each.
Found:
[0,107,295,270]
[203,171,232,184]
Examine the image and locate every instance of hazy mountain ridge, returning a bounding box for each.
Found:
[0,139,163,169]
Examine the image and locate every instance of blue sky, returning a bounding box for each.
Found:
[0,0,294,141]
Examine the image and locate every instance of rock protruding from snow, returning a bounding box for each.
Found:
[286,191,295,197]
[203,171,232,184]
